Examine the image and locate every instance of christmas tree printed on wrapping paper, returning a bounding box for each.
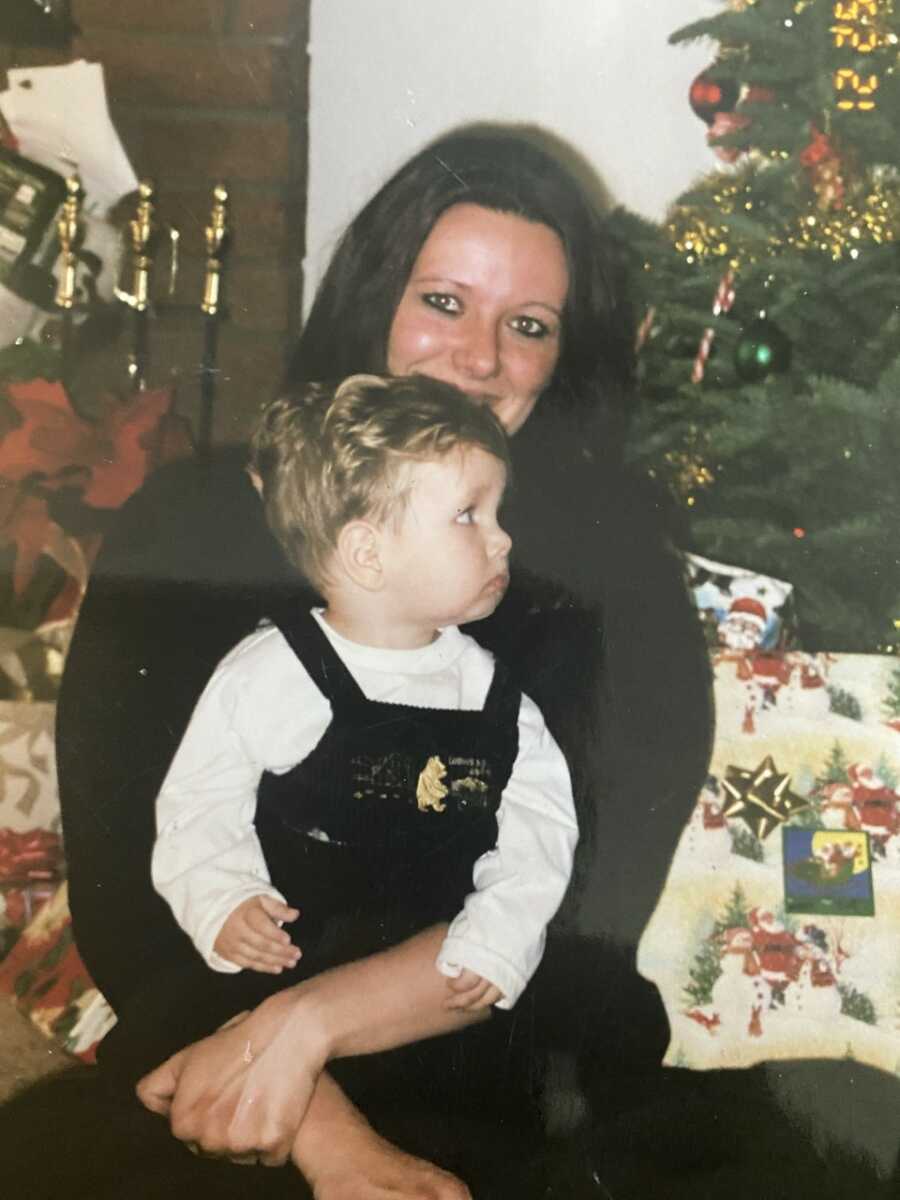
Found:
[606,0,900,653]
[885,664,900,731]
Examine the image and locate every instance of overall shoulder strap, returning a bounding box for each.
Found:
[481,655,522,727]
[270,609,366,707]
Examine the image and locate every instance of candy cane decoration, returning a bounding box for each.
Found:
[692,269,736,383]
[635,304,657,353]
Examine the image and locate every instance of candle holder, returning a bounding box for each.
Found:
[114,180,179,391]
[198,183,230,452]
[201,183,229,316]
[54,174,83,312]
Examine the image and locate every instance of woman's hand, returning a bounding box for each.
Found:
[137,925,482,1165]
[136,987,324,1166]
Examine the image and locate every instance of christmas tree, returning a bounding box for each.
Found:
[684,883,751,1006]
[611,0,900,652]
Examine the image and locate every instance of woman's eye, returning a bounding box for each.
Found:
[423,292,462,315]
[510,315,550,339]
[455,507,475,525]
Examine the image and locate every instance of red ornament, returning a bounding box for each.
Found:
[800,125,845,210]
[689,67,740,125]
[799,126,835,168]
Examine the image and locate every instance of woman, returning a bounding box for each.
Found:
[13,126,715,1198]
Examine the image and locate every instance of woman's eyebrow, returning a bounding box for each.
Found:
[411,274,471,289]
[413,275,562,316]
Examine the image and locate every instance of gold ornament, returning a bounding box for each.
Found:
[664,449,715,497]
[794,180,898,258]
[722,756,809,840]
[669,163,899,266]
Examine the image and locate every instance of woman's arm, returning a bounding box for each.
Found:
[137,923,486,1163]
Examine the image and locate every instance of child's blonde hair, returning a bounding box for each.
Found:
[250,374,510,590]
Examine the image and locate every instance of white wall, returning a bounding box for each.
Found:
[306,0,720,305]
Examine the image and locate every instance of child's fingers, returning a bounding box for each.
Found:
[445,970,501,1010]
[447,968,482,994]
[242,924,301,968]
[257,896,300,925]
[472,984,503,1010]
[230,940,299,974]
[245,904,299,950]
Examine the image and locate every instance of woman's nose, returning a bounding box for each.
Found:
[452,319,501,380]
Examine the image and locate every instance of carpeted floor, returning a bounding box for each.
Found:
[0,995,73,1104]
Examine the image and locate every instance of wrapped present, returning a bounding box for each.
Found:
[638,651,900,1077]
[687,553,796,653]
[0,881,112,1063]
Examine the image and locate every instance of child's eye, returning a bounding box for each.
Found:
[510,315,551,339]
[423,292,462,316]
[455,507,475,525]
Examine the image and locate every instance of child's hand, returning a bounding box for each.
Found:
[214,895,301,974]
[444,968,503,1011]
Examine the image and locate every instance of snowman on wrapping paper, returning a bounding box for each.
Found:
[707,926,771,1038]
[783,921,843,1024]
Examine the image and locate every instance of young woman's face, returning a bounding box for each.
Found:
[387,204,569,435]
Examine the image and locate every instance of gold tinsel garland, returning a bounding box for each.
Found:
[668,169,899,264]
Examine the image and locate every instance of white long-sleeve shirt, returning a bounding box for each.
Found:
[152,610,577,1009]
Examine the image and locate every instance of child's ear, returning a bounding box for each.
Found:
[336,520,384,590]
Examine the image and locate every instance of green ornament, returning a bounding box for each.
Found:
[734,318,791,382]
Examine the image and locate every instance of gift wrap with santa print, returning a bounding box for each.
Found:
[638,650,900,1074]
[687,553,796,654]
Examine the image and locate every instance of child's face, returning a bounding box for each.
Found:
[379,445,511,634]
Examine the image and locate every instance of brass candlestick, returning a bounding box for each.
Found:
[54,174,83,311]
[127,179,159,313]
[201,183,229,316]
[115,180,162,391]
[198,183,230,453]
